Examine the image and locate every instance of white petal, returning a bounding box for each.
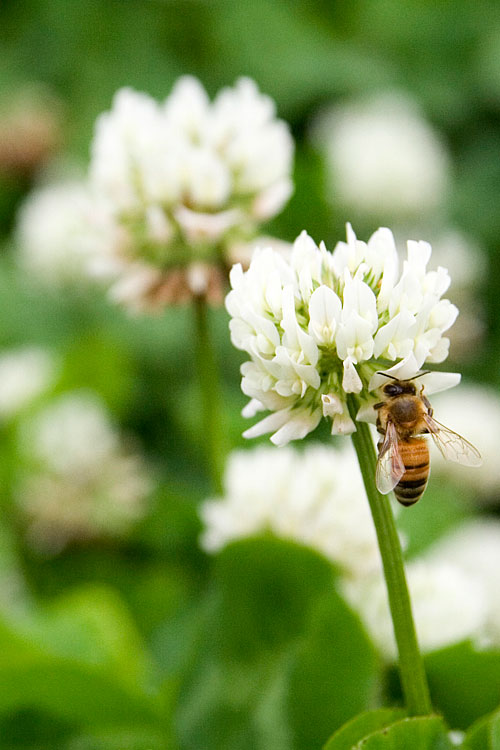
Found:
[270,408,322,446]
[241,398,264,418]
[368,355,421,390]
[342,358,363,393]
[308,286,341,344]
[242,408,292,440]
[331,412,356,435]
[321,393,343,417]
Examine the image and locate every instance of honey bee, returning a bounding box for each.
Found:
[374,373,482,506]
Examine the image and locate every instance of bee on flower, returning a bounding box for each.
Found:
[226,224,462,446]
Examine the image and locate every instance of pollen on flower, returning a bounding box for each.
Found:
[226,224,461,445]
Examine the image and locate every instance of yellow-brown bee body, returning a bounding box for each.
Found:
[374,374,481,506]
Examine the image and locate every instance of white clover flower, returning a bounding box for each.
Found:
[343,559,487,660]
[88,77,293,309]
[0,347,56,419]
[200,443,391,578]
[226,224,460,445]
[425,520,500,646]
[16,391,153,553]
[312,92,449,219]
[16,180,126,286]
[430,385,500,497]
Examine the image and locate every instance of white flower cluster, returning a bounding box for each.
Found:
[343,559,487,660]
[200,444,489,658]
[312,92,449,219]
[226,224,459,445]
[200,443,388,578]
[15,77,293,310]
[86,77,293,308]
[16,392,153,554]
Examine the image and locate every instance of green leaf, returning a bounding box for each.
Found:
[177,537,380,750]
[354,716,454,749]
[215,535,337,660]
[426,642,500,729]
[0,587,163,731]
[287,592,379,749]
[463,709,500,749]
[323,709,407,750]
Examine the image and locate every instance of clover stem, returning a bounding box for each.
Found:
[193,294,225,494]
[347,396,432,716]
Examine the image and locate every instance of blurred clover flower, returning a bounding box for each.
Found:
[431,384,500,498]
[425,520,500,647]
[16,391,153,554]
[226,224,460,446]
[0,346,56,420]
[311,92,449,221]
[343,559,487,660]
[16,180,122,286]
[200,443,394,578]
[85,76,294,310]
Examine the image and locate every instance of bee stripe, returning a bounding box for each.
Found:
[399,478,428,489]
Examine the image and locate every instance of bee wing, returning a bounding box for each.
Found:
[423,414,482,467]
[376,420,406,494]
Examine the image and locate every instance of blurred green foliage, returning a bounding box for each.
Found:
[1,1,500,748]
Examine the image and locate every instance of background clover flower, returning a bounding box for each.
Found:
[343,558,487,660]
[200,443,390,578]
[311,92,450,221]
[16,391,153,554]
[86,76,294,310]
[226,224,460,445]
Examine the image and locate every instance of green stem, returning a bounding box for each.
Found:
[347,396,432,716]
[193,295,225,494]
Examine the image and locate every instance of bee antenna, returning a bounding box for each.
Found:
[376,372,397,381]
[410,370,431,381]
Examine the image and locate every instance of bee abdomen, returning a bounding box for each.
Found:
[394,439,429,506]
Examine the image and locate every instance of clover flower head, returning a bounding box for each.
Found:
[312,92,449,219]
[226,224,460,445]
[200,443,390,578]
[16,392,153,553]
[343,559,487,660]
[87,77,294,310]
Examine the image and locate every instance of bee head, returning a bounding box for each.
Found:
[379,374,418,398]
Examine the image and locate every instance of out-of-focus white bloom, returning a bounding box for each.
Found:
[16,392,152,553]
[343,559,487,660]
[16,180,126,285]
[312,93,449,219]
[200,443,392,578]
[426,520,500,645]
[86,77,293,309]
[0,347,55,419]
[431,385,500,497]
[227,224,460,445]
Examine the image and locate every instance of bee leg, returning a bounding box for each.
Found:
[373,402,384,410]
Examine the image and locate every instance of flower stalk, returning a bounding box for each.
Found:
[347,395,432,717]
[193,294,225,494]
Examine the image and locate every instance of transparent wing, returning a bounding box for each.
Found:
[376,420,406,494]
[423,414,482,466]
